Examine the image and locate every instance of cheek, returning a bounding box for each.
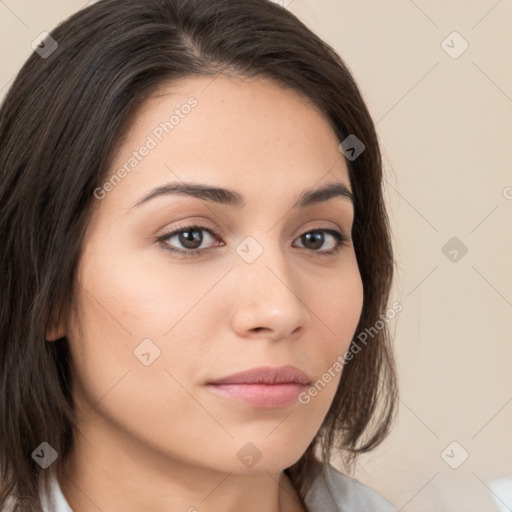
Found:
[284,255,363,421]
[74,233,230,340]
[66,259,224,463]
[311,256,364,357]
[67,242,218,414]
[68,231,240,404]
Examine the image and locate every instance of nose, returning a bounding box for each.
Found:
[229,240,310,341]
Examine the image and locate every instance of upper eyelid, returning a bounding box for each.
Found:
[159,215,348,236]
[160,224,220,240]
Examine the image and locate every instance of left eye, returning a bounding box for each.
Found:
[157,225,349,258]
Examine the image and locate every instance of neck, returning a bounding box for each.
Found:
[56,417,306,512]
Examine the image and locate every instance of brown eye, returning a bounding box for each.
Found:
[300,231,325,250]
[294,229,349,254]
[175,228,204,249]
[157,225,222,258]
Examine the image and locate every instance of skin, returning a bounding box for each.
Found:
[48,74,364,512]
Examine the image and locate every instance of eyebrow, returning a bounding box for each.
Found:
[130,181,354,210]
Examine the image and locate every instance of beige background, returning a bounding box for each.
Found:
[1,1,511,510]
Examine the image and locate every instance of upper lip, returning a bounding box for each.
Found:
[207,365,312,386]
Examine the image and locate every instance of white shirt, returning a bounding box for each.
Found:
[304,463,397,511]
[40,463,397,512]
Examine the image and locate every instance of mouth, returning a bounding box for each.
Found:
[206,382,309,408]
[205,365,312,409]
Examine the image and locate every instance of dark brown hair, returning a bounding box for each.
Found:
[0,0,398,510]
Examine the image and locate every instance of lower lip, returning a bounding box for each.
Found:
[206,383,308,408]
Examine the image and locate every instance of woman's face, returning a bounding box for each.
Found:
[60,75,363,477]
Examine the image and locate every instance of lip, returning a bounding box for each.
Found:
[206,365,312,409]
[207,365,312,386]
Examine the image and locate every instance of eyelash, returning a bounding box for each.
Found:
[156,224,350,259]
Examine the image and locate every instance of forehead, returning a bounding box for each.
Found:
[103,74,351,209]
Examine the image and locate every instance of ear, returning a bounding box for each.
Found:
[46,325,66,341]
[45,310,67,341]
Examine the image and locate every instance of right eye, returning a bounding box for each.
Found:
[157,224,224,258]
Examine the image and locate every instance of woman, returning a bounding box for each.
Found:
[0,0,399,510]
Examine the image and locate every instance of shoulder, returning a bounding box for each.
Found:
[304,463,398,512]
